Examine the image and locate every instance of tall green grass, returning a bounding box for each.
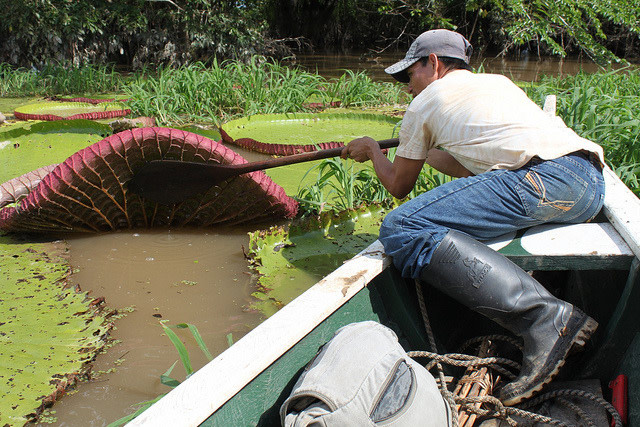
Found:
[124,59,328,124]
[525,67,640,193]
[0,63,124,97]
[295,147,453,216]
[124,58,408,124]
[323,69,409,107]
[0,59,408,124]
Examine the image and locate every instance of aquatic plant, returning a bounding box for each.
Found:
[0,128,298,232]
[124,59,325,125]
[296,158,391,214]
[294,149,452,217]
[0,236,112,425]
[124,60,406,124]
[107,322,214,427]
[14,101,131,121]
[323,69,409,107]
[220,111,400,155]
[2,60,404,125]
[0,119,112,184]
[0,63,124,97]
[247,204,391,315]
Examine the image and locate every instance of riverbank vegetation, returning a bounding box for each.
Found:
[524,68,640,192]
[124,60,408,123]
[1,0,638,69]
[0,61,410,123]
[1,61,638,197]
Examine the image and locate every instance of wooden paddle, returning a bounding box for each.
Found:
[128,138,399,204]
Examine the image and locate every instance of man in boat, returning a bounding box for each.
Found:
[341,29,605,405]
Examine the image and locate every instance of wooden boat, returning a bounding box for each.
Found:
[130,105,640,427]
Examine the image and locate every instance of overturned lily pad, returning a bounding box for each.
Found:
[246,203,391,316]
[14,101,131,121]
[0,119,112,184]
[220,111,400,155]
[0,235,111,425]
[0,165,58,208]
[0,127,297,233]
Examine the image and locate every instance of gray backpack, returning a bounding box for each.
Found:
[280,321,452,426]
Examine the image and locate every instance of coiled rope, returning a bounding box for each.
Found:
[410,280,622,427]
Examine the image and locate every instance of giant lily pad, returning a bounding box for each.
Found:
[0,127,297,233]
[49,94,130,105]
[0,235,111,425]
[246,203,391,316]
[0,119,112,184]
[14,101,131,121]
[1,165,58,208]
[220,111,400,155]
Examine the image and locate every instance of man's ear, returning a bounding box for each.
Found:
[428,53,439,70]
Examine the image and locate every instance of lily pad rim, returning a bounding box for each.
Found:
[221,110,401,130]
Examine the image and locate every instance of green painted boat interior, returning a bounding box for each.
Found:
[202,256,640,426]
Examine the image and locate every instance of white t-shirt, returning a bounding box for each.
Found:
[397,70,605,176]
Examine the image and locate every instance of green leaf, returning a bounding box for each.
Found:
[106,394,167,427]
[226,333,234,347]
[174,323,214,361]
[160,361,181,388]
[161,322,193,376]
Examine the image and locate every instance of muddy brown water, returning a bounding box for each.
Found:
[50,229,265,425]
[44,55,617,425]
[289,51,618,82]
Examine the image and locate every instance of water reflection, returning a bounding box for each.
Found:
[287,51,626,82]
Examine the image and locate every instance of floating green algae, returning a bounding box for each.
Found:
[0,119,111,183]
[0,234,111,425]
[246,204,392,316]
[222,111,400,146]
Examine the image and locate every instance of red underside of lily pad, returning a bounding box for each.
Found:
[14,108,131,121]
[219,127,344,155]
[0,127,298,232]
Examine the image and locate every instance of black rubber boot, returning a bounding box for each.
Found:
[420,230,598,405]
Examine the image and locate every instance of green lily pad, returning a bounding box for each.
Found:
[14,101,130,121]
[220,111,400,155]
[0,235,111,425]
[0,119,111,183]
[219,111,398,198]
[246,203,392,316]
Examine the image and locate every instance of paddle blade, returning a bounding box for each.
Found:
[128,160,224,204]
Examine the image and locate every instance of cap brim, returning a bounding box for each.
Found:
[385,57,421,83]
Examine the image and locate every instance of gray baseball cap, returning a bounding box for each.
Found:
[385,29,473,83]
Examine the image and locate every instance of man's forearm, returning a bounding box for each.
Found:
[341,137,425,199]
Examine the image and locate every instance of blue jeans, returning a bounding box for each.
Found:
[379,152,605,279]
